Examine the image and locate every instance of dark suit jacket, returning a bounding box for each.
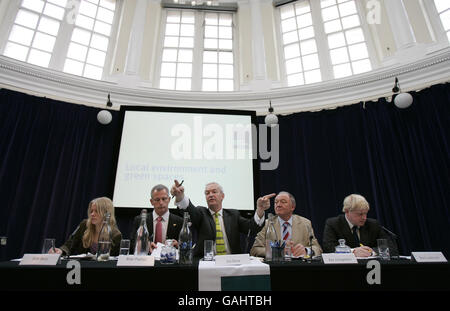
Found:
[60,219,122,256]
[322,214,398,255]
[129,212,183,253]
[183,200,263,257]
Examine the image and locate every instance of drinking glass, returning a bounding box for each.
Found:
[203,240,215,261]
[119,239,130,255]
[284,239,293,261]
[42,238,55,254]
[377,238,390,260]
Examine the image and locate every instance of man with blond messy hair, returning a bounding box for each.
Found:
[322,194,398,256]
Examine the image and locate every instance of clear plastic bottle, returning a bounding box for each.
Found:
[134,209,150,256]
[97,212,112,261]
[178,212,193,264]
[265,213,278,261]
[335,239,351,253]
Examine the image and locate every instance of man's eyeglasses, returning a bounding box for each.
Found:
[152,197,169,203]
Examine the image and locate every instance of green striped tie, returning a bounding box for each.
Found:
[214,213,226,255]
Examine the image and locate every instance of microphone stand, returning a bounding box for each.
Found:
[245,228,251,254]
[382,226,399,258]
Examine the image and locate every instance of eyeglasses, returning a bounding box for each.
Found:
[274,199,289,204]
[152,197,169,202]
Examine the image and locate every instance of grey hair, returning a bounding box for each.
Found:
[205,182,224,194]
[151,184,170,198]
[278,191,296,208]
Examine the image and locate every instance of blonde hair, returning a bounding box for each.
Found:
[342,194,370,213]
[82,197,117,248]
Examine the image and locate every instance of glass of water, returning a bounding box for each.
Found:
[119,239,130,256]
[42,238,55,254]
[377,239,390,260]
[203,240,215,261]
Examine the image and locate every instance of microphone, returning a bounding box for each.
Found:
[382,226,398,240]
[381,226,400,258]
[245,228,251,253]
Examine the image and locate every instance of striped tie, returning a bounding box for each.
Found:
[214,213,226,255]
[282,222,290,240]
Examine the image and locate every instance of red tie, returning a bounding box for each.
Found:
[282,222,290,240]
[155,216,163,243]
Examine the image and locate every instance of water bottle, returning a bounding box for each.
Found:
[335,239,351,253]
[0,236,7,261]
[265,213,278,261]
[134,209,150,256]
[97,212,112,261]
[178,212,193,264]
[160,239,176,264]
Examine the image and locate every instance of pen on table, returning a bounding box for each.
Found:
[172,180,184,199]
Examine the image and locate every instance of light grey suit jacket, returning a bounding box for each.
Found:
[250,214,322,257]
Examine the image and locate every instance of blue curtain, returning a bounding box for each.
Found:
[1,83,449,259]
[0,89,121,259]
[259,83,450,256]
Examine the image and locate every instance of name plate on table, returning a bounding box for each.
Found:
[322,253,358,264]
[117,255,155,267]
[19,254,61,266]
[215,254,250,266]
[412,252,447,263]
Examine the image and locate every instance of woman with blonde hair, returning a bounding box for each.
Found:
[52,197,122,256]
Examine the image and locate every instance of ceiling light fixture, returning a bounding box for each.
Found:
[97,93,113,125]
[392,77,413,109]
[264,101,278,127]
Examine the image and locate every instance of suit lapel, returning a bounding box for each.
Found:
[291,216,303,243]
[223,210,232,240]
[207,209,216,236]
[359,225,369,246]
[167,214,177,238]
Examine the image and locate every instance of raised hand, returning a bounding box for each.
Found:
[170,179,185,202]
[257,193,276,210]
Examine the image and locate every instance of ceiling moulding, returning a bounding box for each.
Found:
[0,48,449,115]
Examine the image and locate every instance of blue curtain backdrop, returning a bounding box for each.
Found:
[0,84,449,260]
[0,89,121,259]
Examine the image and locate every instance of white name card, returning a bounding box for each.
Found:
[19,254,61,266]
[412,252,447,263]
[215,254,250,266]
[116,255,155,267]
[322,253,358,264]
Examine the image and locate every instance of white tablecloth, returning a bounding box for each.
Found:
[198,257,270,291]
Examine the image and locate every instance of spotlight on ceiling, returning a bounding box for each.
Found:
[264,101,278,127]
[392,77,413,109]
[97,93,113,125]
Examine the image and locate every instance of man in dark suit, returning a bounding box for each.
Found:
[171,180,267,258]
[130,184,183,254]
[322,194,398,256]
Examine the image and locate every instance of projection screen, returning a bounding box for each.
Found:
[112,106,259,211]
